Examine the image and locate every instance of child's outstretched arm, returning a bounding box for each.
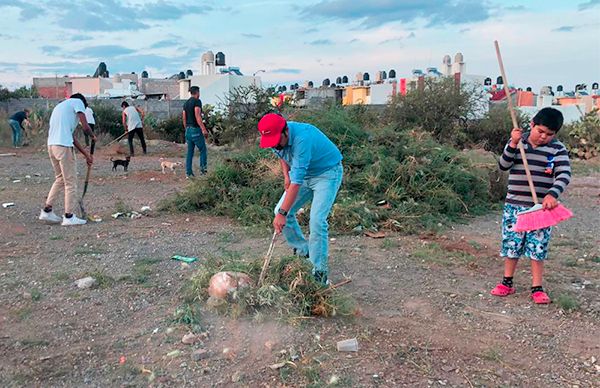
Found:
[498,128,522,171]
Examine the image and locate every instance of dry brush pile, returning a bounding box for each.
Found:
[179,255,357,320]
[161,104,496,233]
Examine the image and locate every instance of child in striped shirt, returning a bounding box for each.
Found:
[491,107,571,304]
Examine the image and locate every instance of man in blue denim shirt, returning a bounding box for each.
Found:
[258,113,343,284]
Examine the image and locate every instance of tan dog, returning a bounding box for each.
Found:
[160,158,183,174]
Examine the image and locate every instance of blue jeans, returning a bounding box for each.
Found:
[9,120,22,147]
[185,127,207,176]
[274,163,343,275]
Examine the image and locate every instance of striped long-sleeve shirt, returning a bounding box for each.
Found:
[498,132,571,207]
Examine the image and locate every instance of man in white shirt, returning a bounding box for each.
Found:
[84,106,96,146]
[121,101,147,156]
[39,93,96,226]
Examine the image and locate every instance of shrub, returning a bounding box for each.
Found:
[219,85,279,144]
[385,77,486,145]
[90,102,123,138]
[464,106,531,153]
[560,110,600,159]
[162,105,493,233]
[155,114,184,143]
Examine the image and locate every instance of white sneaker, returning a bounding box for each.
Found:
[61,215,87,226]
[39,209,62,224]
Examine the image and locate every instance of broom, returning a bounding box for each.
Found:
[494,41,573,232]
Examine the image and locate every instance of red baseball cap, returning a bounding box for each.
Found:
[258,113,286,148]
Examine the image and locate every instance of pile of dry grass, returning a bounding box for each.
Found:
[181,255,357,320]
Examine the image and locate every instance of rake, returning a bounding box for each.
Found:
[79,139,95,219]
[258,231,278,286]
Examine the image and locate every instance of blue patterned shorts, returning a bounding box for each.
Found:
[500,203,552,261]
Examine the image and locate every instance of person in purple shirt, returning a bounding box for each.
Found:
[257,113,343,284]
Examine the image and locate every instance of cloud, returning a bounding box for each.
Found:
[379,38,403,45]
[0,60,97,75]
[241,33,262,38]
[407,32,416,38]
[40,45,62,55]
[150,39,181,49]
[270,68,302,74]
[349,38,359,43]
[308,39,333,45]
[579,0,600,10]
[110,54,186,73]
[305,28,319,33]
[553,25,575,32]
[25,0,213,32]
[301,0,491,28]
[71,34,93,41]
[73,45,136,58]
[0,0,46,20]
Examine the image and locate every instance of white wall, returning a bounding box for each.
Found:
[184,74,261,106]
[518,105,584,124]
[369,83,394,105]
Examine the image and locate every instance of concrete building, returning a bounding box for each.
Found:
[138,78,179,99]
[294,87,339,106]
[177,51,261,106]
[33,76,70,99]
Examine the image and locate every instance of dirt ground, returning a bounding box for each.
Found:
[1,143,599,387]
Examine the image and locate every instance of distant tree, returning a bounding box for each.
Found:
[0,85,39,101]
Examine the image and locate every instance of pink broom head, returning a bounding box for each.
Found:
[514,203,573,232]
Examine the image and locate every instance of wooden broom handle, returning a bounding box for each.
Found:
[494,40,539,204]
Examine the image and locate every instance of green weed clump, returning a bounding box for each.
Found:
[160,147,283,225]
[560,109,600,160]
[182,255,356,319]
[163,104,493,233]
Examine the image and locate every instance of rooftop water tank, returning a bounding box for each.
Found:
[215,52,226,66]
[388,69,396,79]
[363,73,370,81]
[496,76,503,85]
[336,76,342,84]
[186,69,193,77]
[323,78,331,87]
[141,71,148,78]
[308,81,314,88]
[342,75,348,84]
[484,77,492,86]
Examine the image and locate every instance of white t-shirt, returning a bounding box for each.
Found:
[48,98,85,147]
[85,107,95,125]
[123,106,143,131]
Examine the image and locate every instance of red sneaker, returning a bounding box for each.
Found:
[490,283,516,297]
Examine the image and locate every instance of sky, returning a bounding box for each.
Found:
[0,0,599,92]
